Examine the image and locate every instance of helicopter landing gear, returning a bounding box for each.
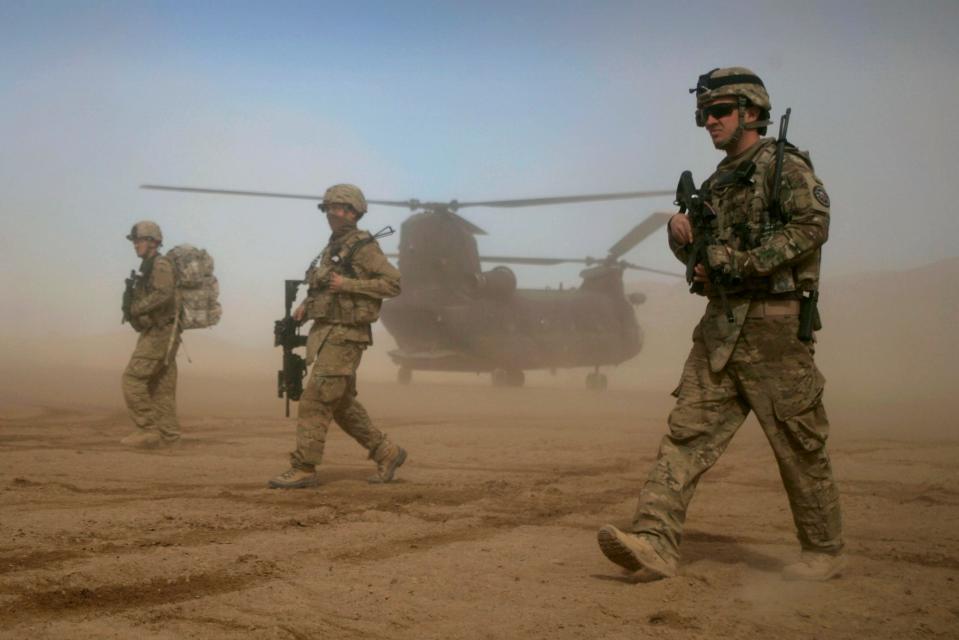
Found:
[492,368,525,387]
[397,367,412,385]
[586,371,608,391]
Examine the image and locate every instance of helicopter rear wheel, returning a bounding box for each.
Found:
[506,369,525,387]
[397,367,412,385]
[586,372,608,391]
[492,368,525,387]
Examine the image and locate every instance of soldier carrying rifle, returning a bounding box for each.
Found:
[269,184,408,489]
[598,67,843,582]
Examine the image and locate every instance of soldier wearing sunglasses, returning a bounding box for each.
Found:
[598,68,844,582]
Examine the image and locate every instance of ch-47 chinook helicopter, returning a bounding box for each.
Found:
[141,184,680,390]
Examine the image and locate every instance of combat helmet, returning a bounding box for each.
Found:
[692,67,772,131]
[319,183,367,216]
[126,220,163,245]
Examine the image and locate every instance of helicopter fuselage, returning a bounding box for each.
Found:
[379,211,644,380]
[381,283,642,373]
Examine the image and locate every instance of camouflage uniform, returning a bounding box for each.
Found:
[122,253,181,444]
[289,224,403,473]
[628,135,843,566]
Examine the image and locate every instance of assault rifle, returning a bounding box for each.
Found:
[274,279,307,417]
[675,171,735,323]
[121,270,138,324]
[762,107,792,241]
[761,108,821,341]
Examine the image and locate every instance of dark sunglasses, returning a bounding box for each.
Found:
[695,102,737,126]
[319,203,352,213]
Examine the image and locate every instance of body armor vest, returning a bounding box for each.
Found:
[704,139,821,296]
[134,255,177,328]
[304,229,383,325]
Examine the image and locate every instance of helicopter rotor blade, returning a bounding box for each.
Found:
[141,185,674,214]
[386,254,580,266]
[477,255,590,266]
[367,199,425,209]
[141,184,327,201]
[142,185,426,209]
[455,190,673,209]
[620,260,684,278]
[607,212,674,260]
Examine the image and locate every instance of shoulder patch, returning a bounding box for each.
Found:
[813,186,830,208]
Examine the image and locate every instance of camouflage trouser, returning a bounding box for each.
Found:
[290,369,387,470]
[122,356,180,442]
[631,316,843,561]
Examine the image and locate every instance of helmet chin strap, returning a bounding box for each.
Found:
[715,100,747,150]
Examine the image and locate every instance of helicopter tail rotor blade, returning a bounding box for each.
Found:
[607,212,674,260]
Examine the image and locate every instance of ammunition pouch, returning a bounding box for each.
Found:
[303,229,383,326]
[305,291,381,325]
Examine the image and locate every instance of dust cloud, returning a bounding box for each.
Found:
[1,258,957,638]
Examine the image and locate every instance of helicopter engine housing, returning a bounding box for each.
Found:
[475,266,517,299]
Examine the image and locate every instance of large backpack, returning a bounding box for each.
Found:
[166,244,222,329]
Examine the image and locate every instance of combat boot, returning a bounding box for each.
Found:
[782,551,846,581]
[597,524,677,579]
[120,431,162,449]
[368,440,407,484]
[268,466,319,489]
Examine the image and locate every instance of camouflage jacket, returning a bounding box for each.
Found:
[130,254,177,330]
[670,138,831,371]
[304,225,401,367]
[129,254,179,360]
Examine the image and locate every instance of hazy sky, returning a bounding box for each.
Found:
[1,1,957,345]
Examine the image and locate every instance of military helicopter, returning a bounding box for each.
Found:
[141,184,680,389]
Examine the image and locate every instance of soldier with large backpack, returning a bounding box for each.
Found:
[120,220,183,448]
[120,220,221,449]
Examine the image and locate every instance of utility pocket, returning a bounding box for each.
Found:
[312,337,363,376]
[306,293,333,320]
[352,296,381,324]
[316,376,348,405]
[124,357,162,380]
[771,367,828,452]
[335,294,356,323]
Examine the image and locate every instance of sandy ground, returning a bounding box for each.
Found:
[1,376,958,639]
[2,260,957,638]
